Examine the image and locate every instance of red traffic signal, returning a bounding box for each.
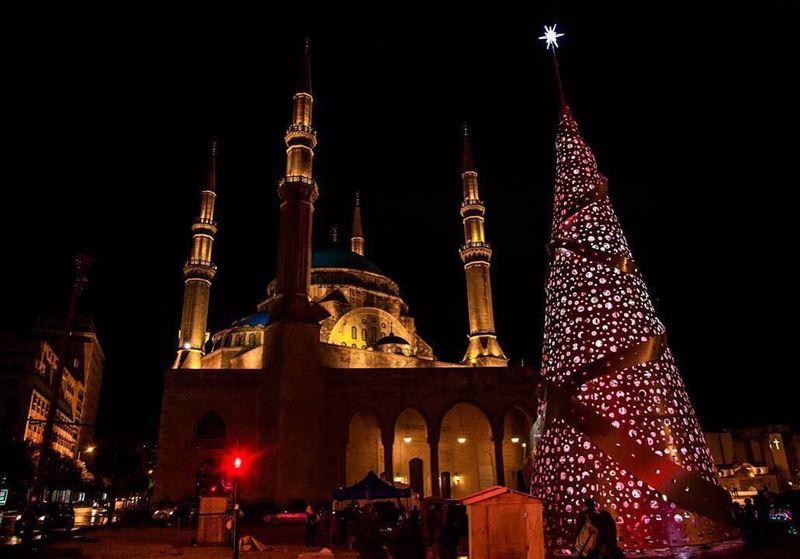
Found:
[221,448,257,478]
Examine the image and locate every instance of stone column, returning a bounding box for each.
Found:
[429,437,441,497]
[493,427,506,487]
[382,435,394,482]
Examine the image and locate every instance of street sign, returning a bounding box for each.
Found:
[0,488,8,506]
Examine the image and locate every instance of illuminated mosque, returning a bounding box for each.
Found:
[155,41,538,505]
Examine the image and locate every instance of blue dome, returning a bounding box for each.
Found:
[232,311,269,327]
[312,248,382,274]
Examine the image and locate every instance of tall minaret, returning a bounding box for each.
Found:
[459,124,507,366]
[271,38,320,321]
[350,192,364,255]
[176,140,218,369]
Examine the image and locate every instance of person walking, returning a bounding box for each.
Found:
[304,505,318,547]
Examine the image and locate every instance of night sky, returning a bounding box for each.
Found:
[4,4,798,467]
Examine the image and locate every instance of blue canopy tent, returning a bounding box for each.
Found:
[332,471,412,500]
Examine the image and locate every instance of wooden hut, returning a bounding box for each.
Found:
[462,486,544,559]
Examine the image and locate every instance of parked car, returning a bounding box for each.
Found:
[263,510,307,524]
[152,502,198,525]
[14,502,75,535]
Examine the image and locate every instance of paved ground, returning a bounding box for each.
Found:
[1,526,358,558]
[0,526,797,558]
[630,538,800,558]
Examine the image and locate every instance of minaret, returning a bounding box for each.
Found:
[271,38,321,321]
[176,140,218,369]
[459,124,507,366]
[350,192,364,255]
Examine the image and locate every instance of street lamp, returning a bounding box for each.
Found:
[78,445,96,461]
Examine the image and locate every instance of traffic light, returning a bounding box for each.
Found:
[233,456,242,471]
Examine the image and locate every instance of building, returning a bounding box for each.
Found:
[706,426,800,503]
[155,42,539,504]
[0,317,104,461]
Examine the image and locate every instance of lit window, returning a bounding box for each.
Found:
[351,326,357,339]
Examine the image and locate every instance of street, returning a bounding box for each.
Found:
[73,506,109,528]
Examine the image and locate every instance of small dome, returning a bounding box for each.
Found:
[232,311,269,327]
[375,333,410,346]
[312,248,382,275]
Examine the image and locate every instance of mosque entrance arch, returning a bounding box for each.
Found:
[346,411,384,485]
[502,406,534,491]
[439,403,494,498]
[393,408,430,497]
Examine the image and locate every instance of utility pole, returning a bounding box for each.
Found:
[24,254,93,548]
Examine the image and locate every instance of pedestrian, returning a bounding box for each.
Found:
[598,509,624,559]
[437,517,460,559]
[742,497,757,547]
[574,498,602,559]
[409,505,420,527]
[305,504,317,547]
[754,489,771,545]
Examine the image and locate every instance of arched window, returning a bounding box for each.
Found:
[351,326,358,339]
[248,333,257,346]
[196,412,226,449]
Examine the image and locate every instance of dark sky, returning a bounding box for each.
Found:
[4,3,798,459]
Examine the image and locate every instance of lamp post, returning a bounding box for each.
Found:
[77,445,96,462]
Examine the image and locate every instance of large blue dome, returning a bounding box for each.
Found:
[312,248,382,275]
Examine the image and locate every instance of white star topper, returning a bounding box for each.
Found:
[539,24,564,50]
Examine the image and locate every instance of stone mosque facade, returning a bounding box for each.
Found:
[154,43,539,504]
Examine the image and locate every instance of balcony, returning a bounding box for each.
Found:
[279,175,318,188]
[284,124,317,147]
[185,259,217,269]
[461,241,492,250]
[288,123,314,134]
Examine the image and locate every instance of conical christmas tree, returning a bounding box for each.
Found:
[530,102,736,551]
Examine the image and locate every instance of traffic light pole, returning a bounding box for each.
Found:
[232,475,239,559]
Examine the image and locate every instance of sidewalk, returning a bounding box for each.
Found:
[10,527,359,558]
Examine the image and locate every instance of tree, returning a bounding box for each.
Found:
[530,105,735,551]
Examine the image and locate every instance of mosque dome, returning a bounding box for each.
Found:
[312,248,382,274]
[232,311,270,327]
